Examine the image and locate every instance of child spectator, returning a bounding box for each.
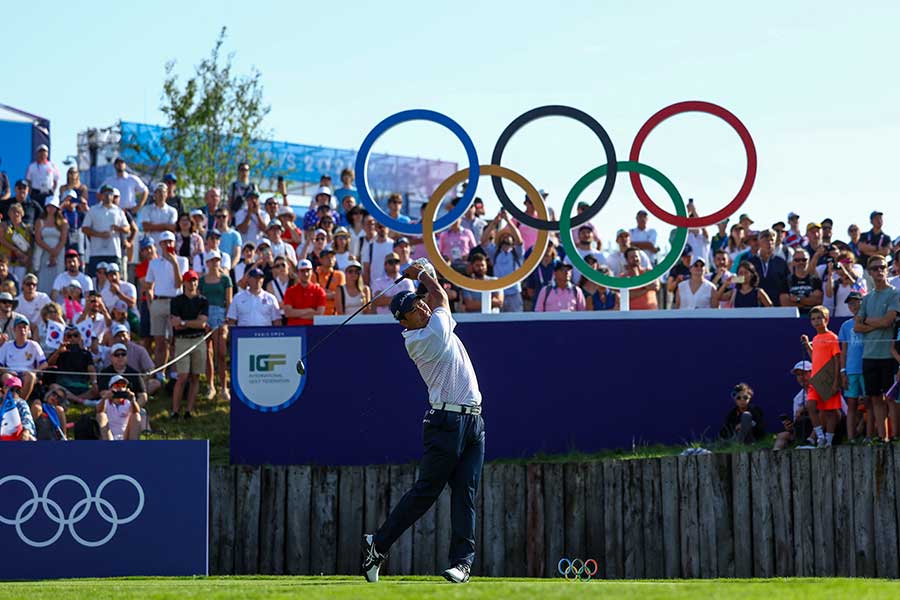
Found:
[719,382,765,443]
[839,292,869,441]
[801,305,842,447]
[774,361,812,450]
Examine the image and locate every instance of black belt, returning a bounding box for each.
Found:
[154,296,175,300]
[177,333,205,339]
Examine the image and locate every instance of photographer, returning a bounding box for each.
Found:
[96,374,141,441]
[822,247,866,317]
[99,343,148,433]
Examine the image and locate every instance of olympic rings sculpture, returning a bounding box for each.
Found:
[558,557,600,581]
[0,474,145,548]
[356,101,756,291]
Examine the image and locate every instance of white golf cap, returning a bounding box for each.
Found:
[297,259,313,270]
[159,231,176,243]
[45,197,60,209]
[277,206,294,217]
[316,186,333,197]
[791,360,812,373]
[204,250,222,262]
[189,208,204,218]
[107,262,120,273]
[112,323,129,337]
[110,343,128,354]
[108,374,128,388]
[68,279,82,289]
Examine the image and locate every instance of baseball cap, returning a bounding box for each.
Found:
[159,231,176,243]
[182,270,199,281]
[320,247,335,256]
[37,144,48,152]
[247,268,265,278]
[314,228,327,238]
[393,237,410,247]
[384,252,400,264]
[693,256,708,266]
[0,292,18,304]
[333,227,350,238]
[473,197,484,207]
[13,315,29,328]
[739,213,753,223]
[681,244,693,256]
[65,249,80,257]
[107,262,122,273]
[108,374,128,388]
[206,229,222,238]
[96,262,109,272]
[23,273,38,284]
[14,179,28,189]
[297,259,313,270]
[390,290,419,321]
[109,187,120,197]
[616,229,628,238]
[316,186,333,197]
[554,261,573,271]
[112,299,128,312]
[163,173,177,182]
[98,184,112,194]
[345,260,362,270]
[189,208,204,218]
[139,236,154,249]
[266,220,284,230]
[772,221,786,229]
[67,280,82,289]
[245,185,260,198]
[870,211,884,220]
[110,343,128,355]
[277,206,295,217]
[845,291,863,303]
[5,376,22,390]
[64,189,78,200]
[242,241,256,250]
[821,218,834,227]
[256,239,271,249]
[788,211,800,220]
[112,323,129,337]
[791,360,812,374]
[45,197,60,209]
[806,222,822,232]
[204,250,221,263]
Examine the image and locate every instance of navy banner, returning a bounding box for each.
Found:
[0,441,208,580]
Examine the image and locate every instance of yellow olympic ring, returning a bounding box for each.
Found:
[421,165,550,293]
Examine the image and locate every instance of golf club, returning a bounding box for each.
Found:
[295,276,406,375]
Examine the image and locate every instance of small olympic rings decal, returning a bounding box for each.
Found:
[558,557,599,580]
[357,102,755,291]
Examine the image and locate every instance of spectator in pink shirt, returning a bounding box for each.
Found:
[534,262,585,312]
[438,219,477,271]
[513,192,546,251]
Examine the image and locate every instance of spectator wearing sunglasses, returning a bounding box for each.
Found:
[371,253,415,315]
[98,343,149,432]
[779,248,823,315]
[719,383,765,443]
[334,260,371,316]
[0,291,28,342]
[0,315,46,400]
[46,325,98,405]
[385,193,411,225]
[16,273,50,334]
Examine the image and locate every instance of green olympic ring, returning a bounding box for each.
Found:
[559,161,688,290]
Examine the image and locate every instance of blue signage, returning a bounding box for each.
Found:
[0,441,208,580]
[230,327,306,413]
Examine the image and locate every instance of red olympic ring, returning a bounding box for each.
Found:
[628,100,757,228]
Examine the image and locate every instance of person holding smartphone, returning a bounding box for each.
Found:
[96,374,140,440]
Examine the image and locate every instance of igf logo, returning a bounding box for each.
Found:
[249,354,287,372]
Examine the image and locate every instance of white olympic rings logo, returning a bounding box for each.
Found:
[0,474,145,548]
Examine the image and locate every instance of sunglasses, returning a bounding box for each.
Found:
[386,259,400,265]
[347,268,361,274]
[315,236,326,241]
[112,352,127,358]
[274,263,286,269]
[793,259,808,263]
[869,265,887,272]
[735,394,752,401]
[65,333,80,339]
[23,282,36,287]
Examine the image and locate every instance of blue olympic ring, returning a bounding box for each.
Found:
[355,109,480,236]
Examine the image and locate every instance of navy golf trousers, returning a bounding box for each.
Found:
[374,408,485,568]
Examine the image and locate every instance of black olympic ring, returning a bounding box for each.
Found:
[558,557,599,580]
[491,105,617,231]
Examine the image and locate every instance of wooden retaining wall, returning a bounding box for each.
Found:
[209,446,900,578]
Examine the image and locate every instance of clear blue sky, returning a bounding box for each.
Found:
[5,0,899,247]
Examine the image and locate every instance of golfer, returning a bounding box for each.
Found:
[363,260,485,584]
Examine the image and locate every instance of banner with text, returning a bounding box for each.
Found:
[231,327,306,413]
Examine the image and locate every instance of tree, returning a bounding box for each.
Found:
[123,27,274,205]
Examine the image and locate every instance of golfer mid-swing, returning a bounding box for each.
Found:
[363,260,485,584]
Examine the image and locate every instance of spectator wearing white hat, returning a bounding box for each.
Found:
[46,324,98,404]
[0,292,28,342]
[16,274,50,336]
[264,220,296,266]
[302,186,338,230]
[334,260,371,315]
[98,343,149,432]
[189,207,207,237]
[169,270,209,419]
[282,260,327,325]
[99,262,136,315]
[629,209,659,264]
[96,373,141,440]
[0,315,47,400]
[193,229,233,274]
[137,183,178,246]
[76,290,112,353]
[143,231,189,369]
[200,251,232,401]
[226,267,282,326]
[234,189,270,243]
[32,196,68,291]
[51,249,93,303]
[773,361,813,450]
[277,205,304,250]
[101,158,149,216]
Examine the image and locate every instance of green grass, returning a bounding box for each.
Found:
[3,577,899,599]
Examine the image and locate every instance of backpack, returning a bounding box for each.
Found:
[73,413,101,440]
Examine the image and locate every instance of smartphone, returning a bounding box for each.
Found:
[733,276,745,284]
[112,390,130,399]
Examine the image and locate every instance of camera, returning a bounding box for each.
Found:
[112,390,130,400]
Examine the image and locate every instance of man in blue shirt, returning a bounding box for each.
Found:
[839,291,867,441]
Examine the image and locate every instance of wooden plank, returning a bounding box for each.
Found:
[659,456,680,579]
[769,450,794,577]
[209,465,236,575]
[504,464,527,577]
[790,451,814,577]
[411,465,437,575]
[338,466,365,575]
[481,463,505,577]
[234,466,261,574]
[712,454,735,578]
[525,465,545,578]
[386,464,415,575]
[564,464,587,574]
[895,446,900,579]
[473,468,485,577]
[622,460,644,579]
[873,447,899,578]
[811,449,836,575]
[435,485,451,572]
[285,465,312,575]
[731,451,753,578]
[258,466,287,574]
[750,452,774,577]
[678,456,700,579]
[602,460,624,579]
[640,459,663,579]
[852,446,875,577]
[310,466,338,575]
[696,455,717,579]
[543,463,565,579]
[363,465,389,538]
[832,446,856,576]
[585,462,605,579]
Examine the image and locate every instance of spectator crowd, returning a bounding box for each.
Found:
[2,148,899,445]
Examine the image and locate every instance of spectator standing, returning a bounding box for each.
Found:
[534,263,585,312]
[805,223,829,269]
[169,270,209,420]
[523,242,558,310]
[212,208,242,265]
[163,173,185,217]
[578,257,618,311]
[332,228,353,271]
[847,224,862,261]
[780,249,823,315]
[710,218,730,256]
[855,255,900,441]
[199,187,221,232]
[99,263,137,316]
[266,256,294,310]
[76,291,112,354]
[362,221,395,284]
[512,191,546,251]
[482,213,525,312]
[0,203,32,283]
[314,249,346,316]
[138,184,178,246]
[200,252,232,401]
[629,209,659,264]
[32,197,68,293]
[263,221,295,266]
[189,209,208,238]
[801,306,842,448]
[719,383,765,443]
[748,229,789,307]
[858,211,891,265]
[228,163,254,214]
[561,224,602,286]
[821,218,834,245]
[334,260,371,315]
[193,229,233,274]
[334,167,357,207]
[715,261,773,308]
[771,220,794,262]
[36,302,64,357]
[82,186,130,276]
[175,214,204,264]
[0,315,47,399]
[0,180,28,222]
[347,207,370,259]
[277,206,304,250]
[302,187,339,230]
[24,144,59,223]
[621,247,659,310]
[438,220,477,273]
[51,249,93,303]
[666,246,693,306]
[823,249,866,317]
[60,188,88,257]
[58,166,88,207]
[17,274,50,334]
[234,189,269,243]
[0,160,9,201]
[386,193,411,224]
[839,292,868,442]
[459,198,487,242]
[460,253,503,312]
[102,158,148,216]
[726,224,746,263]
[281,261,326,325]
[226,268,282,326]
[606,230,651,275]
[371,253,415,315]
[144,231,188,369]
[675,258,717,309]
